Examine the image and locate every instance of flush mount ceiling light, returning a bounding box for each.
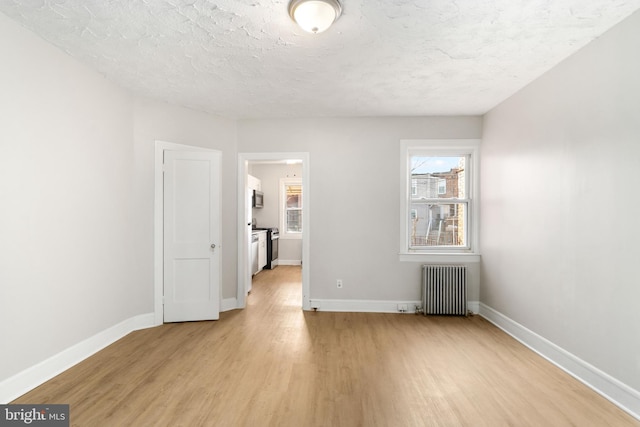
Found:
[288,0,342,34]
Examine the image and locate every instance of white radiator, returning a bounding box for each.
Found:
[422,265,467,316]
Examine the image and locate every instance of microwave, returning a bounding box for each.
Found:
[252,190,264,208]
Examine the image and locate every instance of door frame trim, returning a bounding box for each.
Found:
[237,152,310,310]
[154,140,219,325]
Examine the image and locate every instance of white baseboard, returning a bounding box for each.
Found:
[308,299,480,314]
[309,299,421,313]
[0,313,156,404]
[479,303,640,421]
[277,259,301,266]
[221,297,237,312]
[467,301,480,314]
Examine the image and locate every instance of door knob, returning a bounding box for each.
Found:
[211,243,216,249]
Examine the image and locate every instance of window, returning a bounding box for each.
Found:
[280,178,302,238]
[400,140,479,260]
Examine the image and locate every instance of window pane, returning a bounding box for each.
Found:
[409,202,466,247]
[410,156,465,198]
[287,209,302,232]
[286,185,302,208]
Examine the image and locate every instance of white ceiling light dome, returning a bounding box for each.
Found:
[288,0,342,34]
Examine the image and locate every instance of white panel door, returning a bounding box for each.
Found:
[164,150,220,322]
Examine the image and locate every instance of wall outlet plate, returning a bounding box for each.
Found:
[336,279,343,288]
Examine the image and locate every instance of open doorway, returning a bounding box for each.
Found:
[237,153,310,311]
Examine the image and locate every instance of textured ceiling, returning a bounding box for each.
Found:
[2,1,639,119]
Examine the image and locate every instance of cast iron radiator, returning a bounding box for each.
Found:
[422,265,467,316]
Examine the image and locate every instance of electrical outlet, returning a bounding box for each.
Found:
[398,303,408,312]
[336,279,343,289]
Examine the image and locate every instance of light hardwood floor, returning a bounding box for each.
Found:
[14,266,639,426]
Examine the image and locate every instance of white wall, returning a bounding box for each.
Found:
[0,12,238,391]
[251,163,303,263]
[481,9,640,395]
[238,117,482,304]
[0,13,143,383]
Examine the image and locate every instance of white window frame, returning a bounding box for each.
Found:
[279,177,303,240]
[437,179,446,195]
[399,139,480,263]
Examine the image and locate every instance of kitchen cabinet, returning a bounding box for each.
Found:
[257,231,267,272]
[251,230,267,275]
[251,234,259,278]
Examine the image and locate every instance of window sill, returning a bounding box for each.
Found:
[399,252,480,263]
[280,234,302,240]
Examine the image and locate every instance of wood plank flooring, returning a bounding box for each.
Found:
[13,266,640,426]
